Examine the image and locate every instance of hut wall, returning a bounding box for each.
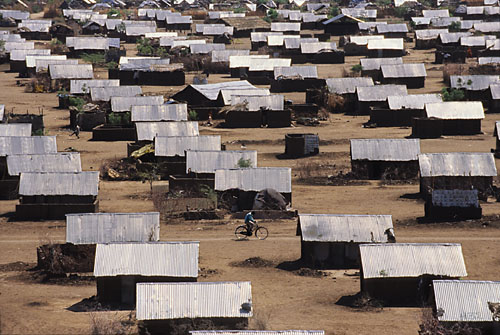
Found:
[420,176,493,200]
[415,39,438,49]
[225,111,262,128]
[370,108,424,126]
[70,109,106,130]
[435,48,466,64]
[16,200,99,220]
[441,119,481,135]
[247,71,273,85]
[356,100,388,115]
[424,202,482,220]
[301,240,360,269]
[92,125,137,141]
[7,114,44,133]
[270,78,325,92]
[168,175,215,192]
[119,70,185,86]
[411,117,443,138]
[289,103,319,118]
[97,275,197,305]
[140,318,249,335]
[368,49,405,58]
[266,110,291,128]
[312,51,345,64]
[361,69,381,81]
[285,133,320,157]
[343,44,369,56]
[381,77,425,89]
[351,160,419,179]
[9,60,26,73]
[0,178,20,200]
[218,189,291,211]
[324,23,359,35]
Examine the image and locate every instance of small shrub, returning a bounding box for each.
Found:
[448,21,461,32]
[81,52,106,66]
[188,110,198,121]
[419,308,481,335]
[441,87,465,101]
[236,158,252,168]
[328,5,339,18]
[266,9,278,21]
[107,8,121,18]
[68,96,85,110]
[106,61,118,69]
[43,4,59,18]
[351,64,363,73]
[394,6,409,18]
[89,312,136,335]
[108,112,131,126]
[234,7,246,13]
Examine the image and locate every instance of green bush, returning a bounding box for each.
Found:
[236,158,252,168]
[441,87,465,101]
[448,21,461,32]
[68,96,85,110]
[328,5,339,18]
[80,52,106,65]
[266,9,278,21]
[234,7,246,13]
[108,112,131,126]
[188,110,198,121]
[106,61,118,69]
[107,8,121,18]
[394,6,408,18]
[351,64,363,73]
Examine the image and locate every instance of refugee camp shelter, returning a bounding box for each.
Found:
[131,104,188,122]
[0,123,31,136]
[66,212,160,245]
[370,94,442,127]
[135,121,199,142]
[227,95,290,128]
[367,38,405,58]
[297,214,395,268]
[69,79,120,95]
[324,77,374,113]
[172,81,258,107]
[90,86,142,102]
[16,171,99,220]
[271,66,323,92]
[423,101,484,135]
[350,139,420,179]
[425,189,482,220]
[359,57,403,80]
[136,282,252,335]
[359,243,467,305]
[432,280,500,333]
[356,85,408,114]
[186,150,257,175]
[48,64,94,80]
[94,242,198,304]
[380,63,427,89]
[418,152,497,198]
[215,167,292,210]
[284,133,319,158]
[190,331,324,335]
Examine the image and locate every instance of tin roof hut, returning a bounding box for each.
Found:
[380,63,427,89]
[423,101,484,135]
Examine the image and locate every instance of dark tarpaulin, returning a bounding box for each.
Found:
[253,188,288,210]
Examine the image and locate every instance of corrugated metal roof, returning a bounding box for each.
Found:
[491,84,500,100]
[439,32,472,44]
[4,41,34,52]
[388,94,442,110]
[19,171,99,196]
[326,77,374,95]
[356,85,407,102]
[211,50,249,63]
[229,56,270,68]
[479,57,500,65]
[155,135,221,157]
[431,17,460,28]
[215,167,291,193]
[136,281,252,320]
[94,242,198,277]
[431,189,479,207]
[267,34,299,47]
[0,105,4,122]
[271,22,301,32]
[18,19,51,32]
[145,32,178,38]
[367,38,404,50]
[411,17,431,25]
[0,136,57,156]
[381,63,426,78]
[467,6,485,14]
[7,153,81,176]
[186,150,257,173]
[418,152,497,177]
[131,104,188,122]
[358,22,387,30]
[25,55,65,68]
[298,214,394,243]
[274,66,318,80]
[111,96,164,112]
[433,280,500,322]
[136,122,199,142]
[195,23,223,33]
[284,37,318,50]
[202,25,233,36]
[70,79,120,95]
[425,101,484,119]
[341,8,377,19]
[450,75,500,91]
[190,43,226,55]
[119,56,161,65]
[248,58,291,72]
[0,10,30,20]
[359,57,403,71]
[415,29,448,40]
[36,59,78,73]
[49,64,93,80]
[219,89,270,106]
[190,81,257,100]
[90,86,142,102]
[231,95,284,111]
[376,23,408,33]
[10,48,50,61]
[190,331,324,335]
[66,37,111,50]
[250,32,282,43]
[422,9,450,17]
[359,243,467,279]
[0,34,24,42]
[351,139,420,161]
[300,42,337,54]
[0,123,31,136]
[461,35,496,47]
[169,39,206,48]
[120,58,170,69]
[348,35,384,46]
[125,25,156,36]
[474,22,500,33]
[166,15,192,24]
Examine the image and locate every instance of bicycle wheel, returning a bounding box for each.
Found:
[235,225,249,240]
[255,226,268,240]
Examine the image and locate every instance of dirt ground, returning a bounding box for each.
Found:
[1,32,500,335]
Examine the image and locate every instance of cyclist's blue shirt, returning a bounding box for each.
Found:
[245,212,254,224]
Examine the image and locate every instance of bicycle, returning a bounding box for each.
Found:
[234,223,268,240]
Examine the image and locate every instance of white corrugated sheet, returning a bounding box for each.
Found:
[299,214,394,243]
[155,136,221,157]
[190,81,257,101]
[248,58,291,72]
[425,101,484,119]
[360,57,403,71]
[7,153,81,176]
[431,189,479,208]
[10,49,50,61]
[229,55,270,69]
[356,85,408,102]
[25,55,65,68]
[433,280,500,322]
[251,32,282,43]
[231,95,284,111]
[190,332,324,335]
[136,281,252,320]
[418,153,497,177]
[360,243,467,279]
[70,79,120,94]
[19,171,99,196]
[186,150,257,173]
[36,59,78,73]
[0,136,57,156]
[131,104,188,122]
[91,86,142,102]
[300,42,337,54]
[271,22,301,32]
[367,38,404,50]
[211,50,249,63]
[388,94,442,110]
[66,212,160,244]
[349,35,384,46]
[136,122,199,142]
[49,64,93,79]
[274,66,318,80]
[326,77,374,95]
[351,139,420,161]
[111,96,164,112]
[0,123,31,136]
[215,168,291,193]
[94,242,198,277]
[4,41,34,52]
[381,63,427,78]
[267,34,299,47]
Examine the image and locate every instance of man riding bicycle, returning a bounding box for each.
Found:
[244,211,256,235]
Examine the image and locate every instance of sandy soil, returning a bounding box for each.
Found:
[1,33,500,335]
